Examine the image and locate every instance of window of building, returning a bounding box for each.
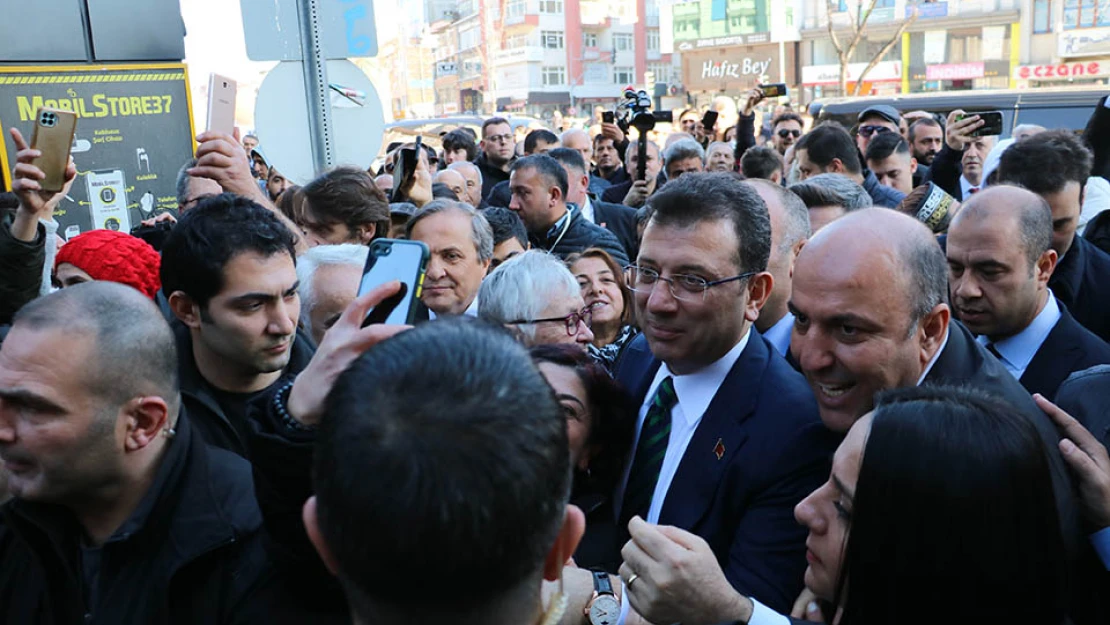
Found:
[647,29,660,51]
[613,33,634,51]
[583,32,599,47]
[614,66,634,84]
[541,30,564,49]
[1033,0,1052,33]
[712,0,726,20]
[504,34,528,49]
[539,0,563,13]
[506,0,525,20]
[647,62,672,84]
[459,26,481,50]
[1063,0,1110,29]
[542,66,566,85]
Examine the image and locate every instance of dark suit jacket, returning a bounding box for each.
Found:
[923,142,965,200]
[481,179,512,209]
[1083,95,1110,181]
[1020,301,1110,401]
[1050,235,1110,342]
[614,332,839,614]
[590,197,639,260]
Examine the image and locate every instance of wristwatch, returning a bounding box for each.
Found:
[584,570,620,624]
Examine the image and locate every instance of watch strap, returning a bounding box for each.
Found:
[591,570,614,596]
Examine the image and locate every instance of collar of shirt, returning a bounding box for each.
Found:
[428,295,480,321]
[916,326,950,386]
[545,205,574,241]
[580,197,595,224]
[763,312,794,358]
[960,175,980,198]
[976,292,1061,379]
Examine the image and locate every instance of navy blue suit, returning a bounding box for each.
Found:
[614,332,839,614]
[1050,235,1110,342]
[1020,301,1110,401]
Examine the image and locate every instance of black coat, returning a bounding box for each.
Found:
[1019,301,1110,401]
[923,142,965,200]
[481,178,512,209]
[1083,95,1110,181]
[1050,235,1110,342]
[596,165,631,187]
[590,197,640,260]
[0,214,44,325]
[534,207,630,266]
[475,152,512,202]
[174,322,316,458]
[0,413,274,624]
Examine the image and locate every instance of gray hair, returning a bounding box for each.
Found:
[295,244,369,336]
[448,160,483,187]
[663,138,706,166]
[478,250,580,341]
[747,179,811,254]
[903,233,950,335]
[176,158,198,207]
[789,174,871,212]
[405,200,494,262]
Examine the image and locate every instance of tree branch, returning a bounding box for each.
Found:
[854,10,919,92]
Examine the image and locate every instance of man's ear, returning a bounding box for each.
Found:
[304,497,341,577]
[744,272,774,321]
[827,158,845,174]
[358,223,377,244]
[788,238,807,279]
[168,291,202,329]
[543,504,586,581]
[918,303,951,366]
[122,396,170,452]
[1036,249,1059,286]
[910,157,919,174]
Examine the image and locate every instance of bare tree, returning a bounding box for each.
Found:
[825,0,918,95]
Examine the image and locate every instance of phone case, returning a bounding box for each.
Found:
[30,108,77,193]
[359,239,430,325]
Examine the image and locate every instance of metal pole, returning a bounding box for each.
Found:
[298,0,334,175]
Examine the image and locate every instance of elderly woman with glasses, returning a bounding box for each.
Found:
[566,248,641,372]
[478,249,596,349]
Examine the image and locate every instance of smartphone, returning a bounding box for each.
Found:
[602,111,615,124]
[760,83,788,98]
[29,107,77,193]
[956,111,1004,137]
[701,110,719,130]
[391,136,423,200]
[206,73,237,136]
[86,169,131,232]
[358,239,430,326]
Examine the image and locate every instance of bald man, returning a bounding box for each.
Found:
[433,169,469,206]
[946,186,1110,401]
[561,128,611,196]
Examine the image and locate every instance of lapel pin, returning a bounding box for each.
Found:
[713,438,725,460]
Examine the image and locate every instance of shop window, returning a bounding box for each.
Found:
[1033,0,1052,33]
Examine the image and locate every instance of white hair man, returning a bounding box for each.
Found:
[295,244,369,345]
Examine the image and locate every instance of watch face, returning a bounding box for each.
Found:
[589,595,621,624]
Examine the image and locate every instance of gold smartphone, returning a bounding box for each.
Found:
[30,107,77,193]
[206,73,237,136]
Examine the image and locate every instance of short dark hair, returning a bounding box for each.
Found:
[524,129,559,155]
[865,131,911,163]
[160,193,297,309]
[442,129,478,161]
[510,154,569,199]
[997,130,1093,195]
[314,319,570,621]
[796,123,861,174]
[741,146,785,180]
[548,147,588,175]
[772,112,804,130]
[301,166,390,242]
[482,117,511,137]
[431,182,459,201]
[483,206,529,248]
[838,385,1067,625]
[645,172,771,274]
[788,174,871,212]
[907,117,941,142]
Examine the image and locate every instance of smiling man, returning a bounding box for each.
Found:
[406,200,493,318]
[160,194,315,457]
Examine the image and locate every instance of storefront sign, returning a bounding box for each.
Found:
[675,32,771,51]
[1014,61,1108,80]
[682,45,791,91]
[1059,27,1110,58]
[907,1,948,19]
[701,57,772,80]
[926,62,984,81]
[802,61,902,85]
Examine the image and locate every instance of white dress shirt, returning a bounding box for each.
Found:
[976,293,1061,380]
[960,175,980,199]
[763,312,795,358]
[580,196,596,224]
[427,295,480,321]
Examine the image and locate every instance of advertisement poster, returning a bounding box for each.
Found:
[0,64,195,236]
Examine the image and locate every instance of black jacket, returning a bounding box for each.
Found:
[534,206,629,266]
[0,413,274,624]
[734,112,757,168]
[481,178,513,209]
[475,152,512,202]
[1019,300,1110,401]
[590,196,639,260]
[912,162,931,188]
[174,322,316,458]
[1050,235,1110,342]
[596,165,631,187]
[0,213,44,325]
[861,169,906,208]
[924,142,966,200]
[1083,95,1110,181]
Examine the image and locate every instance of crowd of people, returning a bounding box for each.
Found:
[0,87,1109,625]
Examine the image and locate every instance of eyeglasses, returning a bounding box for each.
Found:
[858,125,894,138]
[625,265,755,302]
[508,304,594,336]
[777,129,802,138]
[485,134,514,144]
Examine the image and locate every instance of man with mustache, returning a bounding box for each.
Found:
[161,194,315,458]
[406,200,493,318]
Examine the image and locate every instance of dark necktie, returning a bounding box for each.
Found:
[969,187,980,195]
[620,377,677,528]
[986,342,1003,360]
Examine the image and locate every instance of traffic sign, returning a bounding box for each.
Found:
[241,0,377,62]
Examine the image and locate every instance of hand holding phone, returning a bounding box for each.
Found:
[359,238,430,326]
[701,111,719,133]
[29,107,77,193]
[391,136,423,201]
[760,83,788,98]
[602,111,615,124]
[207,73,237,136]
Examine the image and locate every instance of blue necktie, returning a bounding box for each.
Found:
[620,377,678,527]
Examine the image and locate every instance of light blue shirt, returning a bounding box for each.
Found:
[976,293,1061,380]
[763,312,794,358]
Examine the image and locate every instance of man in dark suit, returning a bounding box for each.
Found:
[601,140,663,208]
[548,148,639,260]
[946,186,1110,401]
[997,130,1110,341]
[611,172,837,616]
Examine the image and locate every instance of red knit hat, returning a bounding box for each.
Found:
[55,230,162,299]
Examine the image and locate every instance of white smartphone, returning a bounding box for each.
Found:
[206,73,237,136]
[86,169,131,232]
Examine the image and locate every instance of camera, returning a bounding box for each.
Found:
[612,88,672,181]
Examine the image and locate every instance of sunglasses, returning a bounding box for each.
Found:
[777,129,801,138]
[858,125,894,138]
